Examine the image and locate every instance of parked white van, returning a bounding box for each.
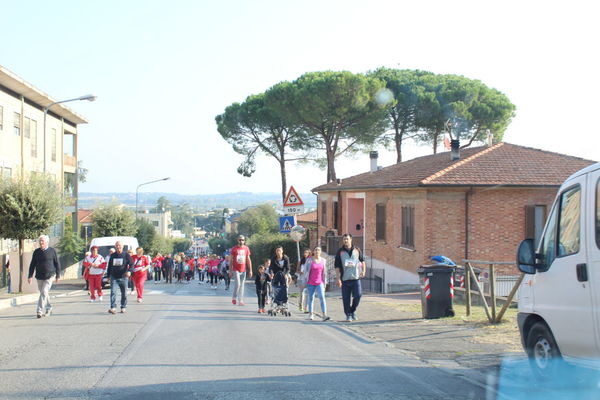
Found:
[517,162,600,377]
[89,236,139,259]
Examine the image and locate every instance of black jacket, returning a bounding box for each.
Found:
[270,255,290,285]
[28,247,61,280]
[162,257,174,270]
[107,252,134,278]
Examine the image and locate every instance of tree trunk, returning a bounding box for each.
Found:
[395,126,403,163]
[432,132,438,154]
[326,148,337,183]
[279,159,287,205]
[18,238,24,293]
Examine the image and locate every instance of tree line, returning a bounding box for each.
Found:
[216,68,516,202]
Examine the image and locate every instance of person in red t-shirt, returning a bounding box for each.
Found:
[228,235,253,306]
[132,247,151,302]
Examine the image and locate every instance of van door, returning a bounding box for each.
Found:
[533,174,596,359]
[590,169,600,354]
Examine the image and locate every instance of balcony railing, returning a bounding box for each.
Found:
[63,154,76,168]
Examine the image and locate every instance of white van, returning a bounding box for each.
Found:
[89,236,139,259]
[517,162,600,377]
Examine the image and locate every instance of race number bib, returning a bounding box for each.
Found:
[345,260,355,268]
[236,251,246,264]
[113,258,123,267]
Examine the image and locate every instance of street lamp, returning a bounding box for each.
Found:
[43,94,97,173]
[136,177,170,219]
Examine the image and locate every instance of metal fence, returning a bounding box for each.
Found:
[321,250,384,294]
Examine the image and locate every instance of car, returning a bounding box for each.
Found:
[517,162,600,378]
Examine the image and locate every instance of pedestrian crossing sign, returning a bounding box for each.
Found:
[279,216,296,233]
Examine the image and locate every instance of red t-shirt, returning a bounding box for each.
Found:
[230,245,251,272]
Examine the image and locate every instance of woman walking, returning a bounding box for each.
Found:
[132,247,150,302]
[83,246,107,302]
[305,247,330,321]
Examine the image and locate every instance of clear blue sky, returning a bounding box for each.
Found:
[2,0,598,195]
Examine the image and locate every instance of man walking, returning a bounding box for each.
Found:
[27,235,61,318]
[229,235,252,305]
[162,253,174,284]
[106,240,133,314]
[335,233,365,322]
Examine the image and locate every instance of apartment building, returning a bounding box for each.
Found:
[0,65,89,253]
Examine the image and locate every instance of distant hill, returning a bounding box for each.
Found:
[79,192,317,212]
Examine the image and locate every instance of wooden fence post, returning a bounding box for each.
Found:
[489,264,496,323]
[465,263,471,317]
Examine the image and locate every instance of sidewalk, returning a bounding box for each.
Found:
[0,278,85,311]
[288,283,525,382]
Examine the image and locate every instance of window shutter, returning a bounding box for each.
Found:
[525,205,535,239]
[376,203,386,241]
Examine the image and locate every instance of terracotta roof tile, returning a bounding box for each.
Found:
[313,142,596,192]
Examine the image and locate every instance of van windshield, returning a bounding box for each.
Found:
[95,245,131,259]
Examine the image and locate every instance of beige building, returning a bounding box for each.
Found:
[1,65,90,291]
[0,65,89,242]
[139,210,173,238]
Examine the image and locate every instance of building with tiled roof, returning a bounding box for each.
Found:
[313,143,596,293]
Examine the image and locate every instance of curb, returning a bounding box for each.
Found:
[0,289,85,311]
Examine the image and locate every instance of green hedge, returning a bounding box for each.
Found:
[246,232,309,274]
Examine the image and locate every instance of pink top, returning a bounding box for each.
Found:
[307,258,325,286]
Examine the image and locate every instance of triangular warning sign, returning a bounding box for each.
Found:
[283,186,304,207]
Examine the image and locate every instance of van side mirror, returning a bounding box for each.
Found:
[517,239,537,274]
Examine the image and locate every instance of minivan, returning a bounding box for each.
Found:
[517,162,600,377]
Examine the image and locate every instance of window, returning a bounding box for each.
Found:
[540,203,558,268]
[321,200,327,227]
[51,128,57,162]
[525,205,547,246]
[1,167,12,179]
[31,119,38,157]
[13,112,20,136]
[558,186,580,257]
[333,200,339,230]
[376,203,386,241]
[0,105,3,130]
[401,206,414,248]
[24,117,30,138]
[153,221,159,227]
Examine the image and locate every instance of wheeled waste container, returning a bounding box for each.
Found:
[417,264,456,319]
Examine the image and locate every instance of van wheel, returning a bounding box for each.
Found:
[526,321,562,379]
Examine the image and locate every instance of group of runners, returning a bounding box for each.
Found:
[28,232,367,321]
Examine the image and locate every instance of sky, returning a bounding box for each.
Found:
[1,0,598,197]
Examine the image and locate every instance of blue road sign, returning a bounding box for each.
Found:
[279,216,296,233]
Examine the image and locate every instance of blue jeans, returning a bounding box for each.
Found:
[307,283,327,314]
[110,277,128,310]
[341,279,362,316]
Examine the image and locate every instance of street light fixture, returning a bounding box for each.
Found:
[136,177,170,219]
[43,94,97,173]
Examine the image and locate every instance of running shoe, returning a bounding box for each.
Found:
[108,308,116,314]
[239,301,246,306]
[322,315,331,321]
[308,314,314,320]
[232,299,236,305]
[120,308,126,313]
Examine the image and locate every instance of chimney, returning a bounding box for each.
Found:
[486,130,494,147]
[450,139,460,161]
[369,151,378,172]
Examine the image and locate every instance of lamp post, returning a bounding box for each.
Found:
[136,177,170,219]
[43,94,96,173]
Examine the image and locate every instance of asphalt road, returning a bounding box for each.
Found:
[0,281,486,400]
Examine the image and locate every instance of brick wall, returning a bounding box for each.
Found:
[317,186,558,286]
